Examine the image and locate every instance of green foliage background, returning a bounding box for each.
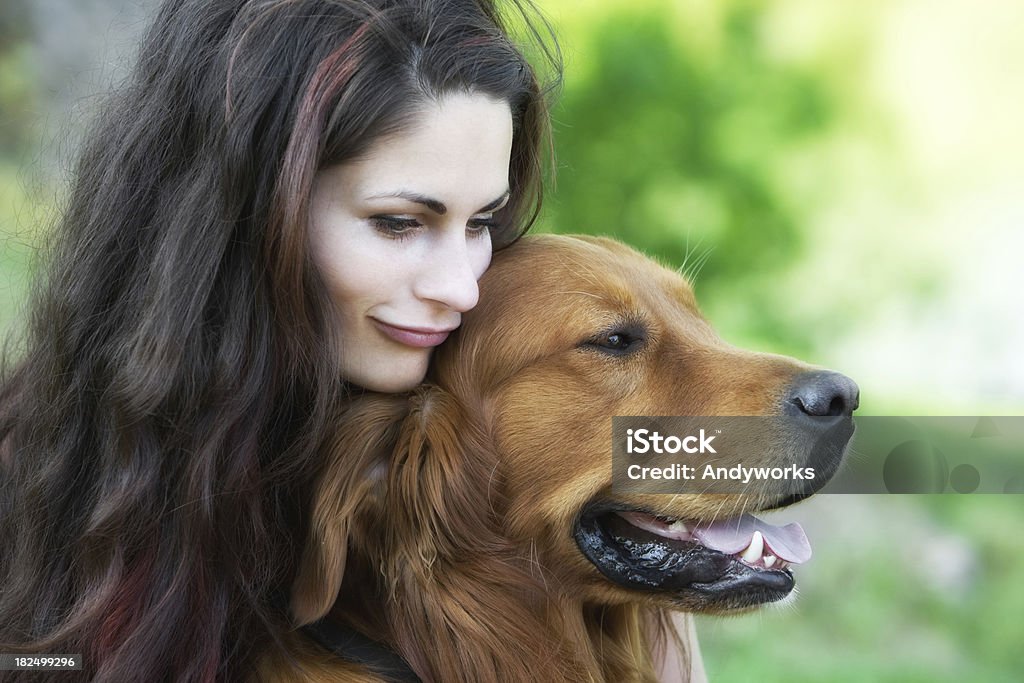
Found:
[542,1,829,355]
[2,0,1022,680]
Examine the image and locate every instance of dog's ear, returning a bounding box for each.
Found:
[290,394,409,626]
[379,388,594,681]
[383,386,497,584]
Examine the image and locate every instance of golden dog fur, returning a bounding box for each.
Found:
[256,235,844,682]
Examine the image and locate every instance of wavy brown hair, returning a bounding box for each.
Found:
[0,1,559,681]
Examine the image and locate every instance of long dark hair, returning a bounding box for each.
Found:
[0,1,559,680]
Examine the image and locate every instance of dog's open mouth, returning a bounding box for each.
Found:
[574,502,811,610]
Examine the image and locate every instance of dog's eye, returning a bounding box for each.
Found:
[583,330,642,355]
[604,333,631,350]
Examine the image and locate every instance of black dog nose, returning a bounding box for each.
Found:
[785,371,860,418]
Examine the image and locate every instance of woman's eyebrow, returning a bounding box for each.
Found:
[367,189,510,215]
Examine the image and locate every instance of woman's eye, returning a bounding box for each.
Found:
[370,216,422,239]
[467,215,498,236]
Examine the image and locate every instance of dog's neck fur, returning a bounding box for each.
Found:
[335,529,663,682]
[293,389,670,682]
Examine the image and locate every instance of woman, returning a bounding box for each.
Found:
[0,1,557,680]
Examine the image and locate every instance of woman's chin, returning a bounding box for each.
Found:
[345,356,430,393]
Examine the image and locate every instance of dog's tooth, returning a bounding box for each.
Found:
[741,531,764,564]
[763,553,777,568]
[667,520,689,534]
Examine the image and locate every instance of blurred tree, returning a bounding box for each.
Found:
[542,0,838,352]
[0,0,29,49]
[0,0,33,158]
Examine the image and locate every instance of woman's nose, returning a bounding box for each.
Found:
[413,233,485,312]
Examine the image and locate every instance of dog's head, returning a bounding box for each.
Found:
[293,234,858,625]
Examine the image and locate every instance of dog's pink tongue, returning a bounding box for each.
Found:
[692,514,812,564]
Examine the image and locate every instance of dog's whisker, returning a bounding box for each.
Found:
[682,248,711,283]
[677,231,707,279]
[486,461,501,509]
[556,289,609,302]
[684,247,715,283]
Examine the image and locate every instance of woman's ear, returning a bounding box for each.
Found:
[290,394,409,625]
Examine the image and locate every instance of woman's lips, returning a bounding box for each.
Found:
[371,320,455,348]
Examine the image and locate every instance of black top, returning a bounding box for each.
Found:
[301,619,422,683]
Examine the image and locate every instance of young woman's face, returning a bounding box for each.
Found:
[309,93,514,392]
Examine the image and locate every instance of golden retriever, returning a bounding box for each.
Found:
[255,235,859,682]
